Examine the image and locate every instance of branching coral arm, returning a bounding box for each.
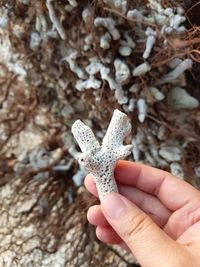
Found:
[71,109,132,200]
[102,109,132,150]
[71,120,100,153]
[46,0,66,40]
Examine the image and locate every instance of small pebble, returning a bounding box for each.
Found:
[167,87,199,109]
[118,46,132,56]
[159,146,182,162]
[170,162,184,179]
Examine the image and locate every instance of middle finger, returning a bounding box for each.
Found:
[85,175,172,226]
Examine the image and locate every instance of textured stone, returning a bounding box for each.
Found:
[159,146,182,162]
[167,87,199,109]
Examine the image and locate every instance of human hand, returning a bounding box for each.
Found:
[85,160,200,267]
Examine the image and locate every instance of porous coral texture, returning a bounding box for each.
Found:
[72,109,132,200]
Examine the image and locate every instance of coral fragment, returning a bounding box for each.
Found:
[72,109,132,200]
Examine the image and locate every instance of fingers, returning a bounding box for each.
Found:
[96,225,122,244]
[85,175,99,198]
[87,205,108,226]
[176,220,200,246]
[119,185,171,226]
[96,225,130,251]
[87,203,169,232]
[88,206,129,248]
[85,175,171,227]
[85,160,200,211]
[164,201,200,240]
[101,193,181,267]
[115,160,200,211]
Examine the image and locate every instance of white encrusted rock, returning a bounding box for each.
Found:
[159,59,192,84]
[131,128,145,161]
[94,17,120,40]
[157,125,168,141]
[143,27,157,59]
[104,0,128,14]
[137,98,147,123]
[118,46,132,56]
[114,59,130,84]
[129,84,139,93]
[85,58,128,104]
[100,66,128,104]
[159,146,182,162]
[149,87,165,101]
[120,33,136,49]
[167,87,199,109]
[132,62,151,76]
[0,10,8,28]
[100,33,111,50]
[62,50,87,79]
[30,32,41,51]
[127,9,154,24]
[143,35,156,59]
[72,168,86,186]
[127,9,143,21]
[82,8,92,23]
[75,76,101,91]
[194,166,200,178]
[128,98,136,112]
[170,162,184,179]
[86,57,102,75]
[71,109,132,200]
[148,0,186,33]
[46,0,66,40]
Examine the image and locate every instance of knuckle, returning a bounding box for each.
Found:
[122,212,152,240]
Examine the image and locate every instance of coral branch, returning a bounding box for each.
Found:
[46,0,66,40]
[71,109,132,200]
[159,58,192,84]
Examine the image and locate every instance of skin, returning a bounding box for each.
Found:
[85,160,200,267]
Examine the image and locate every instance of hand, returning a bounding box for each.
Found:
[85,160,200,267]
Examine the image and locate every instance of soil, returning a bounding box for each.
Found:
[0,0,199,266]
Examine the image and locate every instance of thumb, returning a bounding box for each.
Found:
[101,193,180,267]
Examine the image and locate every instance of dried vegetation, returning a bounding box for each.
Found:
[0,0,200,266]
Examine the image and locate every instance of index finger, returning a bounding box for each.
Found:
[115,160,200,211]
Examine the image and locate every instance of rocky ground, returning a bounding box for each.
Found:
[0,0,200,266]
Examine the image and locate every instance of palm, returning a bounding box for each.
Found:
[85,160,200,247]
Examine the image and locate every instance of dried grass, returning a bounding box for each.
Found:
[0,0,200,266]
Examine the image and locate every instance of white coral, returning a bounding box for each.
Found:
[143,27,157,59]
[62,50,87,79]
[100,66,128,104]
[75,76,101,91]
[71,109,132,200]
[167,87,199,109]
[0,8,8,28]
[160,59,192,84]
[46,0,66,40]
[82,8,92,23]
[104,0,128,14]
[137,98,147,123]
[148,0,186,33]
[114,59,130,84]
[85,58,128,104]
[127,9,154,24]
[94,17,120,40]
[132,62,151,76]
[100,33,111,50]
[65,0,78,11]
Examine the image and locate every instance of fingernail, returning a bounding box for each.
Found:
[102,193,126,220]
